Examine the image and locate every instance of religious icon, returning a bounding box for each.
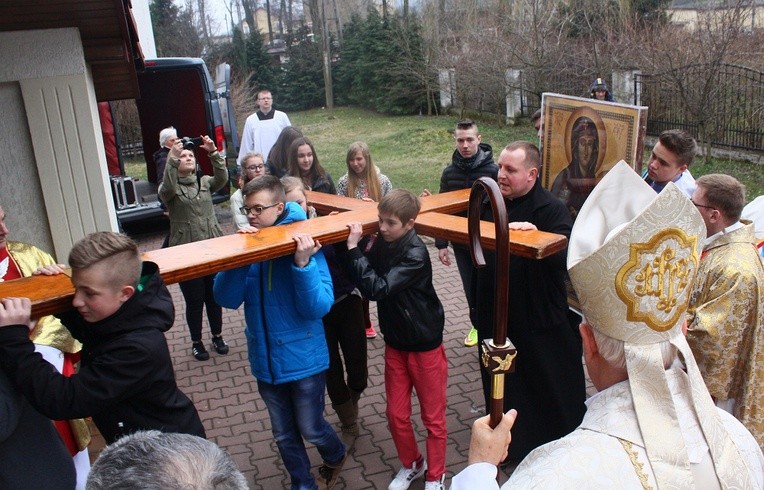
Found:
[540,94,648,220]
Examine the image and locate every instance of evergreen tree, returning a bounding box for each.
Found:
[278,27,326,111]
[149,0,203,57]
[245,31,278,91]
[335,9,429,114]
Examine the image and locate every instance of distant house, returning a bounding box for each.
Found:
[0,0,147,260]
[668,0,764,31]
[234,9,282,39]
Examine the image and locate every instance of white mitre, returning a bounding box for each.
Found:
[567,161,752,488]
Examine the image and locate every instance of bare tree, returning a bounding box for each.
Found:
[639,0,751,160]
[264,0,275,43]
[241,0,257,34]
[196,0,211,44]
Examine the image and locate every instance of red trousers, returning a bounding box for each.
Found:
[384,344,448,481]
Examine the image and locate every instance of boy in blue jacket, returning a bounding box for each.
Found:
[214,175,345,490]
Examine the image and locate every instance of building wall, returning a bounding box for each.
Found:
[0,28,118,261]
[0,82,53,254]
[668,5,763,31]
[133,0,157,58]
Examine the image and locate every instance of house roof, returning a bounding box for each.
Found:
[0,0,144,101]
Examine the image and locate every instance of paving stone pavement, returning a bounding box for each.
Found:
[91,207,593,489]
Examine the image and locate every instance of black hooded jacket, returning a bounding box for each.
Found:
[0,262,205,444]
[435,143,497,249]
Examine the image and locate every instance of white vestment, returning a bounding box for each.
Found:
[450,366,764,489]
[237,110,291,166]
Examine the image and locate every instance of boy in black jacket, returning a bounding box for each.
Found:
[0,232,205,444]
[344,189,448,490]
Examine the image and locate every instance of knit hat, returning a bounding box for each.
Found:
[568,161,752,488]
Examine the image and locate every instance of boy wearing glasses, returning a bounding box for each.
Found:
[214,175,347,489]
[642,129,697,198]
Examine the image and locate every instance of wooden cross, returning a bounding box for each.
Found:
[0,189,567,317]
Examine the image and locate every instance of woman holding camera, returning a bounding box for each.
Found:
[159,135,229,361]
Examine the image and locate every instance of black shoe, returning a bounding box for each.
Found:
[192,342,209,361]
[211,335,229,355]
[317,454,346,490]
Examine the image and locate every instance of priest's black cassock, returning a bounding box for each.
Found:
[473,178,587,462]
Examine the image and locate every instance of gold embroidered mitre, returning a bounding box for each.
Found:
[568,162,703,343]
[567,161,751,488]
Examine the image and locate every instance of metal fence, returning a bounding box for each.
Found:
[635,64,764,152]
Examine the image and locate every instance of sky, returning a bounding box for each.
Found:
[187,0,247,37]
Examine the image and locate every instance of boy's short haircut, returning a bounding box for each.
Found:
[280,176,309,194]
[505,141,541,170]
[242,174,286,203]
[68,232,141,289]
[456,119,478,134]
[696,174,746,222]
[378,189,421,224]
[658,129,697,167]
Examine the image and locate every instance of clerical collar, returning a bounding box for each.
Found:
[703,221,744,250]
[257,109,275,121]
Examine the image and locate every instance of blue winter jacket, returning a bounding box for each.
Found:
[213,202,334,384]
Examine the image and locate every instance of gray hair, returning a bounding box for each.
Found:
[592,327,676,370]
[86,431,248,490]
[159,126,177,147]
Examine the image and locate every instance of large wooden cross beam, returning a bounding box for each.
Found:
[0,189,567,317]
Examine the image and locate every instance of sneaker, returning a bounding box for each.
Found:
[192,342,209,361]
[424,475,446,490]
[317,454,347,489]
[365,325,378,339]
[463,326,478,347]
[211,335,229,355]
[388,458,426,490]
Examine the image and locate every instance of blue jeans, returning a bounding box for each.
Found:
[258,372,345,490]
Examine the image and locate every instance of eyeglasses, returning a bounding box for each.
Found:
[691,200,715,210]
[246,164,265,171]
[240,203,279,216]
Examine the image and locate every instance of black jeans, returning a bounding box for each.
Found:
[178,274,223,342]
[323,294,368,405]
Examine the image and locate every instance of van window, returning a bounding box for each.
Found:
[136,61,220,183]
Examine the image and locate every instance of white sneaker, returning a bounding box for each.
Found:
[424,475,445,490]
[388,459,427,490]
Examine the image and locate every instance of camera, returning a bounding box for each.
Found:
[180,136,204,150]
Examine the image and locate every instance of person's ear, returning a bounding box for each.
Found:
[119,285,136,303]
[404,218,416,231]
[708,207,722,224]
[580,322,598,361]
[529,166,539,181]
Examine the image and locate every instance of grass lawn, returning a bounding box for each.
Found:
[127,106,762,202]
[290,107,536,194]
